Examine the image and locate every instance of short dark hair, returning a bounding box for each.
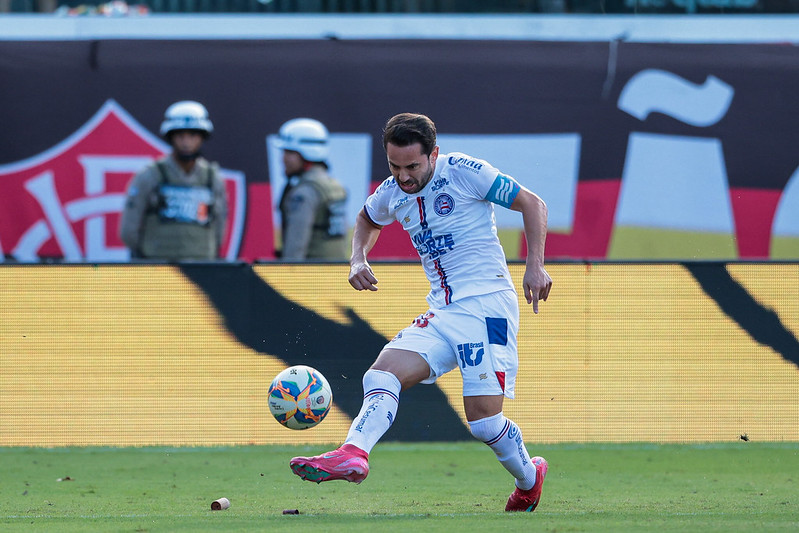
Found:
[382,113,437,156]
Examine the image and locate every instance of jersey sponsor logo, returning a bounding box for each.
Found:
[458,342,484,368]
[447,155,483,174]
[393,196,410,210]
[487,173,520,208]
[433,193,455,216]
[377,178,397,193]
[431,177,450,191]
[412,228,455,259]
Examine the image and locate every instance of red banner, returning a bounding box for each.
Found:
[0,40,797,261]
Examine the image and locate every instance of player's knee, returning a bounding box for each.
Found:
[467,412,507,442]
[362,368,402,394]
[371,349,430,390]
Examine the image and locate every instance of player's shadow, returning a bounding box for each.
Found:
[686,262,799,368]
[179,263,472,441]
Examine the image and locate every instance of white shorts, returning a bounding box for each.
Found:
[385,289,520,398]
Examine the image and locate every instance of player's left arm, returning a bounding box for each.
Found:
[509,187,553,314]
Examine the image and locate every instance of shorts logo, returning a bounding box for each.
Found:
[433,193,455,216]
[457,342,484,368]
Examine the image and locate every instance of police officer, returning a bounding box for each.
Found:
[276,118,348,260]
[120,101,228,260]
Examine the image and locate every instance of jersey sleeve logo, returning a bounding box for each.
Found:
[433,193,455,216]
[447,155,484,174]
[486,173,521,208]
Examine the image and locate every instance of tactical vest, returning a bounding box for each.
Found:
[281,168,348,259]
[140,161,220,260]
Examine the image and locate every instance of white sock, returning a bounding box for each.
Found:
[468,412,537,490]
[343,369,401,454]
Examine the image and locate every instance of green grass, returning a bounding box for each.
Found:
[1,442,797,532]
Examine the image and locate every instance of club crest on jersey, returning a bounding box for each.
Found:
[433,193,455,216]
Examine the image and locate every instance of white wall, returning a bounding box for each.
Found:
[1,13,799,43]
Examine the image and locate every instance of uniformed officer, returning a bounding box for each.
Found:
[275,118,348,260]
[120,101,228,261]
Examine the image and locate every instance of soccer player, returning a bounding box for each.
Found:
[290,113,553,512]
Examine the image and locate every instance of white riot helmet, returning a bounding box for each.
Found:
[160,100,214,138]
[275,118,330,162]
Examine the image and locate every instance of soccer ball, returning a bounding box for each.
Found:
[268,365,332,430]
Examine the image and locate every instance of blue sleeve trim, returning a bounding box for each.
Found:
[485,173,521,208]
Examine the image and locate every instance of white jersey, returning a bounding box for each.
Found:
[364,151,522,308]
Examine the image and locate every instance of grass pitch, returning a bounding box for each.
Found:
[0,442,797,532]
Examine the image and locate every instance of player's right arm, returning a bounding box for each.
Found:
[348,208,383,291]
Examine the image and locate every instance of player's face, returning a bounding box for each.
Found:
[386,142,439,195]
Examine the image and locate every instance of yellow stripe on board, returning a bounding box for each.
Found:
[501,263,799,443]
[0,266,350,446]
[0,263,797,446]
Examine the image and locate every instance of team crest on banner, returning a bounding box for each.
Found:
[0,99,245,262]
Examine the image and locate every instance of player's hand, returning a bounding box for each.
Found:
[523,265,552,314]
[349,261,379,291]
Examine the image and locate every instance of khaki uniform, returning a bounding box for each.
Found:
[120,156,228,260]
[279,165,348,260]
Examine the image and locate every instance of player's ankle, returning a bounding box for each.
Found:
[340,443,369,459]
